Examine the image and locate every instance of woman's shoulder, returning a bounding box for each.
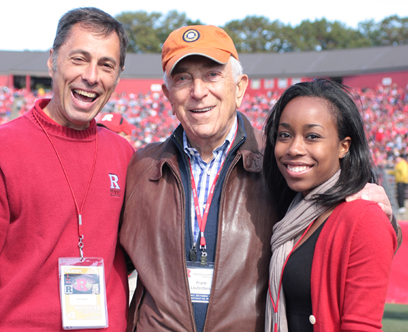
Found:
[330,199,395,236]
[321,199,397,255]
[334,199,384,217]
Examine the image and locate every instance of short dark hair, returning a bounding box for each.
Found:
[263,78,376,218]
[52,7,128,70]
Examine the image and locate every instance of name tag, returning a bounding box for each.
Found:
[187,261,214,303]
[59,257,108,330]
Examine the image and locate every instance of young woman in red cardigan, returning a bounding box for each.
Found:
[263,79,397,332]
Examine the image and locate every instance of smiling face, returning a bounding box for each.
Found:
[162,56,248,160]
[44,24,121,130]
[274,96,350,196]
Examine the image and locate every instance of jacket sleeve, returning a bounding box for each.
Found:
[340,204,397,331]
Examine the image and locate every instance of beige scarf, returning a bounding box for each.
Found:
[265,170,340,332]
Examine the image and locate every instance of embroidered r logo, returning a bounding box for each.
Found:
[109,174,120,189]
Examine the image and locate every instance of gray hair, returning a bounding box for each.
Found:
[51,7,128,71]
[162,56,243,88]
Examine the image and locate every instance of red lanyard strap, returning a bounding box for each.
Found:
[188,127,238,253]
[33,110,98,260]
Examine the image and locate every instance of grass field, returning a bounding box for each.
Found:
[382,304,408,332]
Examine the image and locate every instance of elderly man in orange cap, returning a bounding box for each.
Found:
[120,25,397,332]
[120,25,275,332]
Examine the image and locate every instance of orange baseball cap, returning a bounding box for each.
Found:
[162,25,239,75]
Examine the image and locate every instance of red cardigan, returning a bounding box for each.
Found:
[311,199,397,331]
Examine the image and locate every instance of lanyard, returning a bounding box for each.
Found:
[188,126,237,265]
[268,221,314,332]
[33,110,98,260]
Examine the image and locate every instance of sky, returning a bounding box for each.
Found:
[2,0,407,52]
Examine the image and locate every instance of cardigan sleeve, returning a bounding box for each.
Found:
[312,200,398,332]
[340,203,397,331]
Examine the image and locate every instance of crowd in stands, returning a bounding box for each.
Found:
[355,84,408,168]
[1,83,407,168]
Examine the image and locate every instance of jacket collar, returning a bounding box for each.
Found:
[149,112,264,180]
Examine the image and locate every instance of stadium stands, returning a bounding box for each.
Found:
[1,83,407,166]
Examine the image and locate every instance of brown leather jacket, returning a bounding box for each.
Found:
[120,113,278,332]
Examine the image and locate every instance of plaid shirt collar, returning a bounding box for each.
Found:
[183,116,238,163]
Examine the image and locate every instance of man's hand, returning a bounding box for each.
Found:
[346,183,392,221]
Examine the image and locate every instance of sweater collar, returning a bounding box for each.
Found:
[28,99,97,140]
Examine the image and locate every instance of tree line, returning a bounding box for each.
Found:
[115,10,408,54]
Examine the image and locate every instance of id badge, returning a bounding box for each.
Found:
[186,261,214,303]
[59,257,108,330]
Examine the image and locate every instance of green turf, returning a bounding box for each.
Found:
[382,304,408,332]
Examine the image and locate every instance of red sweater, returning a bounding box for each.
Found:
[0,99,134,331]
[311,200,397,332]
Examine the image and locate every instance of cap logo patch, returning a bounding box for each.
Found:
[183,29,200,43]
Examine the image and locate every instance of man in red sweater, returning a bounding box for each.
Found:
[0,7,134,331]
